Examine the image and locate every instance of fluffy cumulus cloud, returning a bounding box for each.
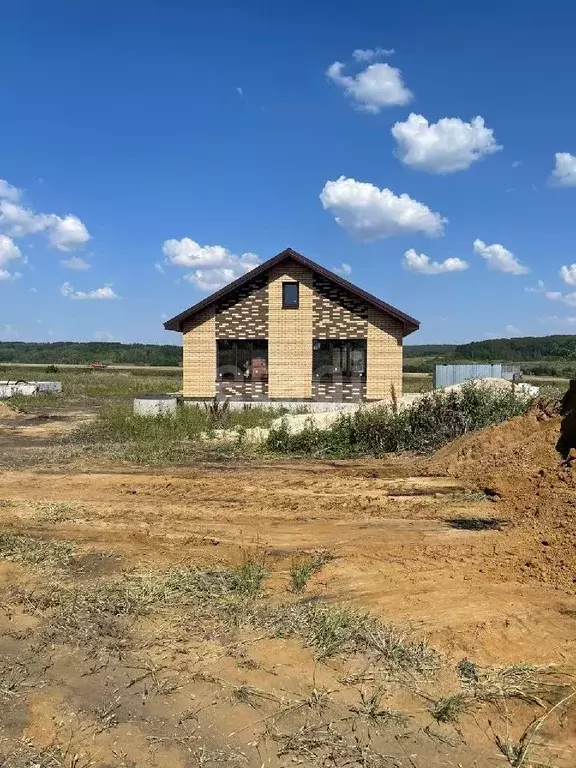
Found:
[60,282,118,300]
[0,179,90,251]
[0,180,21,202]
[545,290,576,307]
[320,176,446,241]
[326,60,412,113]
[352,47,395,62]
[402,248,468,274]
[559,264,576,286]
[0,234,23,280]
[473,239,529,275]
[162,238,260,290]
[60,255,90,270]
[391,114,501,173]
[549,153,576,187]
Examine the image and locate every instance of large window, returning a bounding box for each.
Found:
[313,340,366,381]
[217,340,268,381]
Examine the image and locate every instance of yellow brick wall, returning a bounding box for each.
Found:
[366,308,403,400]
[182,306,216,398]
[268,261,313,399]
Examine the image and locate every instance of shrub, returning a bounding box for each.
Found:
[266,383,534,459]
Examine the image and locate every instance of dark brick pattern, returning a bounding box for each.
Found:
[215,277,268,339]
[312,276,368,339]
[216,380,268,400]
[312,380,366,402]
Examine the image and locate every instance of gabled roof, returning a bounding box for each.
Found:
[164,247,420,336]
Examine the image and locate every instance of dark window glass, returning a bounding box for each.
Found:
[282,282,299,308]
[217,340,268,380]
[312,340,366,380]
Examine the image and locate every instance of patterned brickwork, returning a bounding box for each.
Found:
[312,275,368,338]
[312,380,366,402]
[182,307,216,398]
[366,308,403,400]
[268,260,313,399]
[216,380,268,401]
[215,276,268,338]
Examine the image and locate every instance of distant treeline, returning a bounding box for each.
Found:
[404,335,576,378]
[2,336,576,376]
[0,342,182,366]
[452,335,576,362]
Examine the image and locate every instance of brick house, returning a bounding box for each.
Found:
[164,248,419,403]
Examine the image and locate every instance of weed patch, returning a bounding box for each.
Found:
[0,532,75,568]
[267,383,534,458]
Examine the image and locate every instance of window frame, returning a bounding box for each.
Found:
[282,281,300,309]
[216,339,268,382]
[312,339,367,382]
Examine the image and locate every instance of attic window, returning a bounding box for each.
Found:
[282,282,299,309]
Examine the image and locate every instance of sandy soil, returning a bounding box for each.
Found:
[0,405,575,766]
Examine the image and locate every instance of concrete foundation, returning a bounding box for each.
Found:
[0,380,62,397]
[134,395,179,416]
[183,398,359,413]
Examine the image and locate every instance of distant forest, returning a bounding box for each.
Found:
[1,336,576,376]
[0,342,183,366]
[404,335,576,377]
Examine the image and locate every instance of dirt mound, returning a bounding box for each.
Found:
[428,405,576,591]
[0,401,22,420]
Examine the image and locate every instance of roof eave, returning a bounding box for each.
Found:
[163,247,420,336]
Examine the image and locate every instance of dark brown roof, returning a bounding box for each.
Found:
[163,247,420,336]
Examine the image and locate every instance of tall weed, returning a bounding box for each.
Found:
[267,384,533,458]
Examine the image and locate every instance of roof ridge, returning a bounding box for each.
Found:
[163,247,419,335]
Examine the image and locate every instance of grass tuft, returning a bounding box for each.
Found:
[431,693,472,723]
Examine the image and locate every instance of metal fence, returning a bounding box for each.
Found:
[434,364,521,389]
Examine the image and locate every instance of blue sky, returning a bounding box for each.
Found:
[2,0,576,345]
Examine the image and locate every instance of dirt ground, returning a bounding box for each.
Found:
[0,403,575,767]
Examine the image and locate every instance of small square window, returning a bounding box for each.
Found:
[282,282,299,309]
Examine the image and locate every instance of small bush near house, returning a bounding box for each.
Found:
[266,384,534,458]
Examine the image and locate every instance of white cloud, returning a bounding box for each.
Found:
[236,86,243,96]
[525,279,546,293]
[473,239,529,275]
[60,255,90,270]
[559,264,576,286]
[402,248,468,274]
[60,282,118,300]
[48,215,90,251]
[541,315,576,326]
[505,324,521,335]
[162,238,260,290]
[93,330,119,341]
[545,290,576,307]
[549,152,576,187]
[334,262,352,276]
[0,180,90,251]
[326,61,412,113]
[0,179,21,202]
[154,261,165,274]
[391,114,501,174]
[0,324,18,338]
[320,176,446,241]
[0,234,23,280]
[352,47,395,62]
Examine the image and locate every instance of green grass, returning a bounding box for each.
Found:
[4,367,183,399]
[266,382,535,458]
[66,401,285,464]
